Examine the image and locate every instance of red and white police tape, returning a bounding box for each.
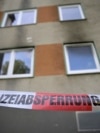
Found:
[0,90,100,111]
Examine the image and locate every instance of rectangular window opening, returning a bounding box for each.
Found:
[76,112,100,132]
[64,42,100,75]
[0,48,34,79]
[1,9,37,27]
[58,4,85,21]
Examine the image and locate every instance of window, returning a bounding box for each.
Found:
[58,4,85,21]
[1,9,37,27]
[0,48,34,78]
[64,43,100,75]
[76,112,100,131]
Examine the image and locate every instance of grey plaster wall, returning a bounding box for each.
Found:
[0,21,100,48]
[1,0,100,11]
[0,75,100,94]
[0,0,86,10]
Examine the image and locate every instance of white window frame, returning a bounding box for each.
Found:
[0,48,34,79]
[1,9,37,27]
[58,4,85,21]
[64,43,100,75]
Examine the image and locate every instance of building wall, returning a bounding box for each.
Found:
[0,0,100,94]
[0,1,100,133]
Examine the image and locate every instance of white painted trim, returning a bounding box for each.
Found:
[58,6,63,21]
[33,9,37,23]
[17,11,22,25]
[31,48,34,77]
[78,5,85,19]
[64,45,70,74]
[1,13,7,27]
[8,50,15,75]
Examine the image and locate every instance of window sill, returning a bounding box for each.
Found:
[66,70,100,76]
[59,18,87,22]
[0,23,37,29]
[0,74,34,79]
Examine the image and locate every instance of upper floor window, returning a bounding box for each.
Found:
[0,48,34,78]
[58,4,85,21]
[64,42,100,75]
[1,9,37,27]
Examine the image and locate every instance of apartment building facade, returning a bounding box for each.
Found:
[0,0,100,132]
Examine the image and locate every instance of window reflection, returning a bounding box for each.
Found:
[13,50,31,74]
[0,52,10,75]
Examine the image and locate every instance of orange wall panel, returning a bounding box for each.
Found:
[35,44,65,76]
[38,6,59,23]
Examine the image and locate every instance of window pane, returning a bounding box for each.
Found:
[67,46,97,70]
[5,13,19,26]
[0,52,10,75]
[21,11,35,25]
[62,7,82,20]
[13,50,32,74]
